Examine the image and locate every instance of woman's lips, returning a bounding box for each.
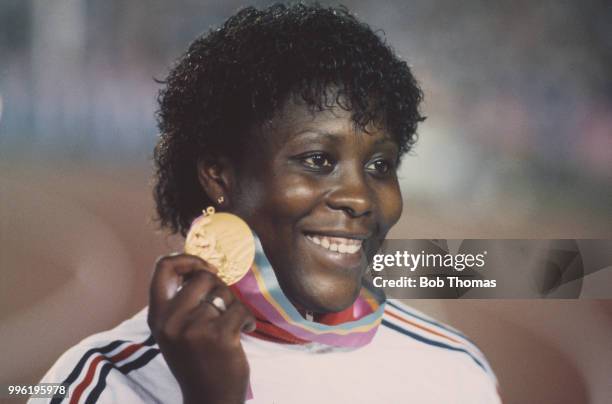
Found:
[304,233,363,254]
[302,232,366,271]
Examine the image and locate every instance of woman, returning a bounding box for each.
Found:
[37,4,500,403]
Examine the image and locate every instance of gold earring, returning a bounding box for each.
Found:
[217,196,225,205]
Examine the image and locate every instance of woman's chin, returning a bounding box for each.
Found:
[292,279,362,314]
[269,252,366,314]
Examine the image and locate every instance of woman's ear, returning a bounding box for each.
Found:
[196,155,235,209]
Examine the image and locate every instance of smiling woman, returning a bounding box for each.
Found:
[34,3,500,404]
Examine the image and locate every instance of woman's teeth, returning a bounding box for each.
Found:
[305,234,362,254]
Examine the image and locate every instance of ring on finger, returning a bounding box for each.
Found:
[206,295,227,313]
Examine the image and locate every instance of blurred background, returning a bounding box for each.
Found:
[1,1,611,403]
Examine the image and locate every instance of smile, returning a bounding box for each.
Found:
[304,234,363,254]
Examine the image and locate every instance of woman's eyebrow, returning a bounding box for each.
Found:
[291,129,342,143]
[373,137,397,146]
[291,128,397,147]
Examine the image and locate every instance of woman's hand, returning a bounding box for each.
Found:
[147,254,256,404]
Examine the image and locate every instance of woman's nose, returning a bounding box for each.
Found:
[326,169,373,217]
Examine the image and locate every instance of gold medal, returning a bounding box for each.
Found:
[184,207,255,285]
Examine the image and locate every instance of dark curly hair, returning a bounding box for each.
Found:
[154,2,425,236]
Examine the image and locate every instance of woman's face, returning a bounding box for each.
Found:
[229,99,403,313]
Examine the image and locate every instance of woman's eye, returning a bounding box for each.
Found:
[302,153,334,169]
[366,159,393,175]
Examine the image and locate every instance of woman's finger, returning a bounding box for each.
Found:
[217,301,257,338]
[204,284,237,314]
[178,282,239,331]
[149,254,217,321]
[163,269,220,331]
